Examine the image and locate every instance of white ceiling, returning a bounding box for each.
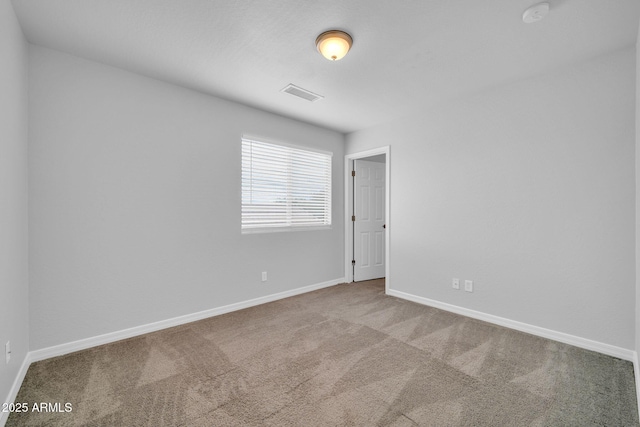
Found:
[12,0,640,134]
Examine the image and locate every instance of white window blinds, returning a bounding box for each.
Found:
[242,137,332,232]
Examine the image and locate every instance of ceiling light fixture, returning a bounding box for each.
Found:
[315,30,353,61]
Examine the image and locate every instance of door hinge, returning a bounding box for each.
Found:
[352,215,356,222]
[351,170,355,177]
[352,260,356,266]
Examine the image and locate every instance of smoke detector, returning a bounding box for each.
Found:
[522,2,550,23]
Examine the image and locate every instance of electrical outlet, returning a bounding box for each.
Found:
[465,280,473,293]
[261,271,267,282]
[5,341,10,364]
[452,278,460,290]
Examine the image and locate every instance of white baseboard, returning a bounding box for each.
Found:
[387,289,635,362]
[28,277,344,364]
[634,351,640,418]
[1,353,32,427]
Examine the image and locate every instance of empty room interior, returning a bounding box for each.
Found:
[3,0,640,425]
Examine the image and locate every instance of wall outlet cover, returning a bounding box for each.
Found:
[465,280,473,292]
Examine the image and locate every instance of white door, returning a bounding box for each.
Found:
[354,159,385,281]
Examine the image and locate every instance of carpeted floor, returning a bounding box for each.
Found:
[7,279,639,426]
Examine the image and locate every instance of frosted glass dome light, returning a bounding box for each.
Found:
[316,30,353,61]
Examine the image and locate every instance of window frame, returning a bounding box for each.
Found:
[241,135,333,234]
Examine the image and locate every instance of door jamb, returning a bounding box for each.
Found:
[344,146,390,294]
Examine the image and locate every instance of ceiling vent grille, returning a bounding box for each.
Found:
[281,84,324,102]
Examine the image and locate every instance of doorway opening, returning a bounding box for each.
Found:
[344,147,390,293]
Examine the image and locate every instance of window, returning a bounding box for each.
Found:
[241,137,332,232]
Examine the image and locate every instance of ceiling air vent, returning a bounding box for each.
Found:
[281,84,324,102]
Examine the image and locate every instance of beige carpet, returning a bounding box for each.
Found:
[7,279,639,426]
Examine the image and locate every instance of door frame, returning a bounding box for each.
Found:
[344,146,390,293]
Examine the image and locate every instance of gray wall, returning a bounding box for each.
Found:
[28,46,345,351]
[0,0,29,405]
[347,48,636,350]
[636,25,640,358]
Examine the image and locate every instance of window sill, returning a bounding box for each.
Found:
[241,225,332,235]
